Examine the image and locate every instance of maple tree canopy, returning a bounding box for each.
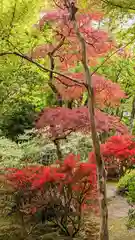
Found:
[36,107,128,139]
[33,4,127,138]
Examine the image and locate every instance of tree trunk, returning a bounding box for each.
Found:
[54,139,63,161]
[67,100,73,109]
[73,18,109,240]
[120,110,123,120]
[99,132,108,144]
[48,37,65,107]
[86,71,109,240]
[49,54,63,107]
[130,96,135,134]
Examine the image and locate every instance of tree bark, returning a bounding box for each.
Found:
[54,139,63,161]
[49,52,63,107]
[67,100,73,109]
[73,16,109,240]
[99,132,108,144]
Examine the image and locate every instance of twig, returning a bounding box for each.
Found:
[48,36,65,103]
[7,1,17,40]
[91,39,135,76]
[0,51,86,87]
[102,0,135,11]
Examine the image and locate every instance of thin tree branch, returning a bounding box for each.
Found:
[48,36,65,105]
[0,51,86,87]
[7,0,17,40]
[91,39,135,76]
[102,0,135,11]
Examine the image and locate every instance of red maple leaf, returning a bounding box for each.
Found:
[36,106,128,139]
[32,9,113,70]
[54,72,125,106]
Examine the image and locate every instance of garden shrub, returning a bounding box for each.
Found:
[0,137,23,168]
[127,208,135,229]
[19,131,93,165]
[0,131,93,169]
[117,169,135,198]
[90,135,135,180]
[128,179,135,204]
[0,100,37,141]
[5,154,97,238]
[61,133,93,161]
[117,170,135,229]
[0,132,55,168]
[18,130,56,165]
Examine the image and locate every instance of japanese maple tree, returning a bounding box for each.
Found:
[0,1,129,240]
[32,1,128,240]
[34,1,127,140]
[36,106,128,139]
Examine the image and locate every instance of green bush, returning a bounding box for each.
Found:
[61,132,93,161]
[0,132,55,167]
[19,131,57,165]
[127,208,135,229]
[19,132,93,165]
[128,181,135,204]
[0,100,37,141]
[0,131,93,169]
[0,137,23,168]
[117,169,135,202]
[117,170,135,229]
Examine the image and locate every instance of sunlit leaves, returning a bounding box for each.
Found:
[0,0,45,53]
[32,8,113,69]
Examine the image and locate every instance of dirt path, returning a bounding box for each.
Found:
[107,182,130,219]
[107,182,135,240]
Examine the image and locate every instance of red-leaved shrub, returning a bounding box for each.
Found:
[6,154,97,237]
[89,135,135,179]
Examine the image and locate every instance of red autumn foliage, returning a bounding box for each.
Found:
[36,106,128,139]
[54,72,125,106]
[6,165,44,189]
[31,6,122,107]
[6,154,96,192]
[30,6,115,104]
[34,9,112,67]
[101,135,135,160]
[32,4,127,140]
[89,135,135,178]
[6,154,97,236]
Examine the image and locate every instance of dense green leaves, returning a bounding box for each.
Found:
[0,0,58,134]
[0,0,44,51]
[0,100,37,140]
